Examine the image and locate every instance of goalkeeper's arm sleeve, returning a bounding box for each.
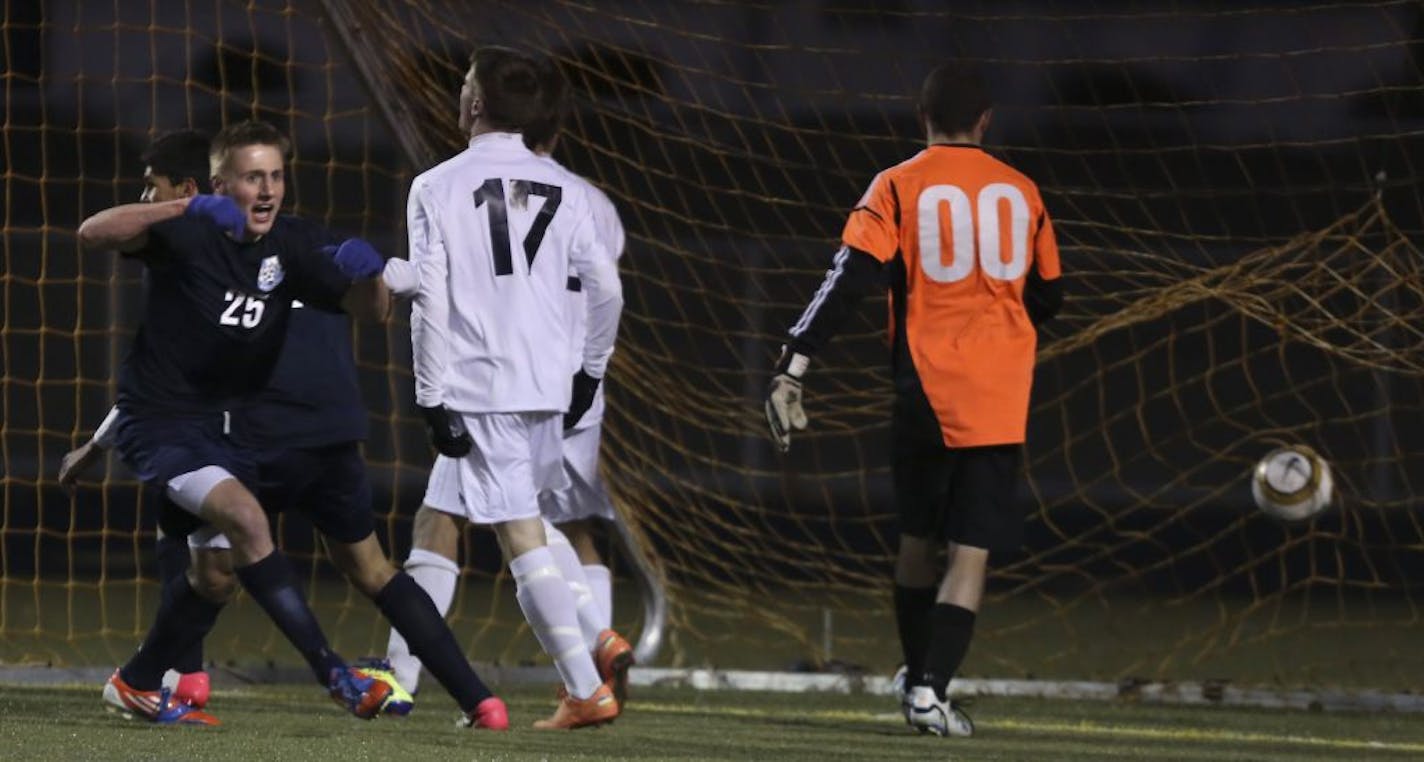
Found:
[785,245,885,356]
[1024,269,1064,326]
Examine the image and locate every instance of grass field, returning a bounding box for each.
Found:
[4,681,1424,761]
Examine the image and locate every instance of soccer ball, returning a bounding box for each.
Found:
[1251,445,1333,521]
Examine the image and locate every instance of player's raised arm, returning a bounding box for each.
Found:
[76,197,185,253]
[77,195,246,255]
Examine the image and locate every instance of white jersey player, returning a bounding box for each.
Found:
[406,47,625,731]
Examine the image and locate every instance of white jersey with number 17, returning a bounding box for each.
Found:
[409,131,623,414]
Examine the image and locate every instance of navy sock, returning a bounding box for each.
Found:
[154,535,205,674]
[893,585,936,688]
[922,603,977,701]
[119,573,224,691]
[235,551,343,685]
[376,572,492,711]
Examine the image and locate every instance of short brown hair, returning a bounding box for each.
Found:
[472,46,545,132]
[919,61,991,137]
[209,119,291,175]
[522,58,570,152]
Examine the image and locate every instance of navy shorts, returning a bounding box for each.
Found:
[254,442,374,544]
[892,392,1025,554]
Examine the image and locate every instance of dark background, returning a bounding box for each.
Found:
[3,0,1423,627]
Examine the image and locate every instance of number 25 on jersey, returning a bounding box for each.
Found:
[918,182,1029,283]
[219,290,265,328]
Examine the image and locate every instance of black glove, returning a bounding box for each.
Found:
[564,370,602,430]
[418,404,472,457]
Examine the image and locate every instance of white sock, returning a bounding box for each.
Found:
[544,521,604,650]
[582,563,613,631]
[386,547,459,693]
[510,546,603,700]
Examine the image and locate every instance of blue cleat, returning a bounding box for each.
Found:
[329,666,393,720]
[352,657,414,717]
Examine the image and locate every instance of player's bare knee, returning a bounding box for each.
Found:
[190,565,237,602]
[411,503,461,561]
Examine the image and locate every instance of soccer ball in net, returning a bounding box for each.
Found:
[1251,445,1334,522]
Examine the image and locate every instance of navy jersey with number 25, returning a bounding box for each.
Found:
[118,214,350,416]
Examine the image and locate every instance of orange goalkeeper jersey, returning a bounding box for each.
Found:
[842,144,1061,447]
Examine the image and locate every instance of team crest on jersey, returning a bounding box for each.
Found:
[256,255,285,292]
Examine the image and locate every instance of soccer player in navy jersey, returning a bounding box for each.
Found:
[76,120,393,725]
[67,128,506,728]
[60,129,217,709]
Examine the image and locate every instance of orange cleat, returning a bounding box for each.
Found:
[532,682,619,730]
[594,629,635,707]
[102,670,220,726]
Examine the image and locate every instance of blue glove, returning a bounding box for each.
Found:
[332,238,384,279]
[184,194,245,239]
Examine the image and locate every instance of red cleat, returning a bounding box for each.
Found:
[459,696,509,730]
[173,671,211,708]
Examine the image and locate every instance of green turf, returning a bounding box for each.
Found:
[3,682,1424,761]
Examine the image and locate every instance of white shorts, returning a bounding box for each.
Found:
[167,465,234,550]
[422,412,567,524]
[538,422,616,524]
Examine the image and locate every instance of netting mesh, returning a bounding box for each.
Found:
[4,0,1424,687]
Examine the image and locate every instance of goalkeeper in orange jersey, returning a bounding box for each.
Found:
[764,60,1063,737]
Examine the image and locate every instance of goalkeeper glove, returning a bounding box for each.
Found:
[564,369,602,430]
[418,404,472,457]
[764,348,809,453]
[185,194,246,240]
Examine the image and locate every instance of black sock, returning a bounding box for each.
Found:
[922,603,977,701]
[893,585,936,688]
[154,535,206,674]
[235,551,344,685]
[376,572,492,711]
[119,573,224,691]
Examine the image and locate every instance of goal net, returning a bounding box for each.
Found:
[4,0,1423,691]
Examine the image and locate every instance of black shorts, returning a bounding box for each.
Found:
[892,394,1025,553]
[115,412,258,540]
[254,442,375,544]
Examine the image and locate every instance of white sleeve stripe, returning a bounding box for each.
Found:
[789,245,850,337]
